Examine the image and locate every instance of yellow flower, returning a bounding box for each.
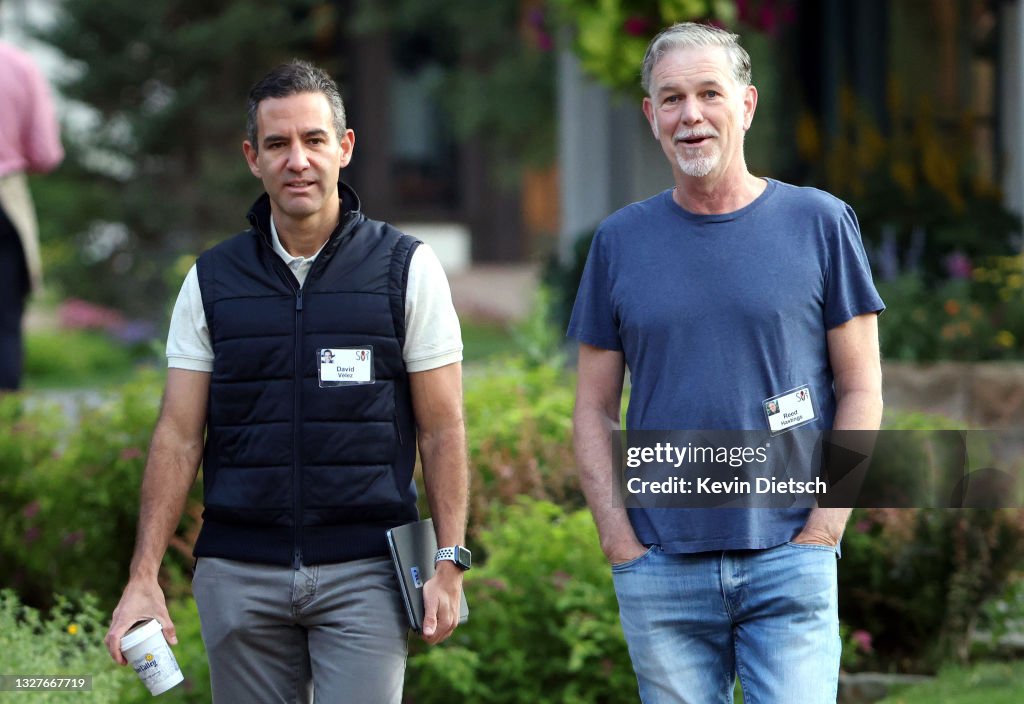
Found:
[67,624,79,635]
[995,330,1016,348]
[944,299,960,317]
[796,112,821,161]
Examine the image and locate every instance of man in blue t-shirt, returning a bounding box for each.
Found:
[568,22,884,704]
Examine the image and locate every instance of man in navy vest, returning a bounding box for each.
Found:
[105,61,469,703]
[568,23,884,703]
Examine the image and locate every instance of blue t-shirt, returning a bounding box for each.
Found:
[568,178,885,552]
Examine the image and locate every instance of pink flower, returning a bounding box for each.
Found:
[551,570,571,590]
[854,520,871,533]
[536,31,553,52]
[23,526,40,544]
[852,629,873,653]
[22,501,40,519]
[120,447,143,461]
[623,16,651,37]
[58,298,127,333]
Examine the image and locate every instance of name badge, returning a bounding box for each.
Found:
[763,385,816,435]
[318,347,374,387]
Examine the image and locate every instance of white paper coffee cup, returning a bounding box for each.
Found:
[120,619,184,696]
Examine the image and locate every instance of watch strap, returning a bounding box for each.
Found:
[435,547,457,563]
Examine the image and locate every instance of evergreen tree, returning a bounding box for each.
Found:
[32,0,327,317]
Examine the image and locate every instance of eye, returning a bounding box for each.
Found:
[704,90,720,99]
[664,95,680,105]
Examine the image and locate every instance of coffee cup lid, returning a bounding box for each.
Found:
[120,619,162,651]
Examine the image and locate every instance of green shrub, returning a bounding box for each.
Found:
[541,229,594,335]
[23,330,153,388]
[1,372,199,611]
[0,589,137,702]
[404,498,637,703]
[463,356,579,532]
[839,509,1024,672]
[838,412,1024,671]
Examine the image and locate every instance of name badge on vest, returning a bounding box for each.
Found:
[318,347,374,387]
[763,385,816,435]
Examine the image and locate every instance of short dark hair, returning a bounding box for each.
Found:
[246,60,346,151]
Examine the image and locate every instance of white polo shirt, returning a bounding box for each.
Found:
[166,217,463,373]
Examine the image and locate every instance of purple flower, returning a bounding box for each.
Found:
[114,320,157,345]
[23,526,41,544]
[62,530,85,547]
[944,252,973,279]
[22,501,40,519]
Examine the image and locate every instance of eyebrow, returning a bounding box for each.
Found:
[657,79,726,95]
[261,128,330,146]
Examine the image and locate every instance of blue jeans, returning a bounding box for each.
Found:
[611,543,840,704]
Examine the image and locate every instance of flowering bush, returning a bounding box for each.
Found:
[0,590,136,702]
[0,372,200,610]
[548,0,796,93]
[877,254,1024,361]
[839,508,1024,672]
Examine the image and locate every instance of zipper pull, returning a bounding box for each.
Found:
[293,548,302,569]
[296,289,303,311]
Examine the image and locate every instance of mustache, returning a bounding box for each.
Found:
[673,129,719,142]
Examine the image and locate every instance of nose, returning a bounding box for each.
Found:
[679,98,703,126]
[286,141,310,171]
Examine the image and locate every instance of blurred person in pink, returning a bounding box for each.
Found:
[0,38,64,390]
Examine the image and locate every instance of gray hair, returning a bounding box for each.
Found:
[246,60,346,151]
[641,23,752,96]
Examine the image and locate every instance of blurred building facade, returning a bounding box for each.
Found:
[560,0,1024,254]
[4,0,1021,268]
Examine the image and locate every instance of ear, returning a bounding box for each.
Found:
[242,141,261,178]
[742,84,758,131]
[338,129,356,169]
[642,97,659,139]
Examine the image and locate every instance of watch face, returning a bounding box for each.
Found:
[455,546,472,570]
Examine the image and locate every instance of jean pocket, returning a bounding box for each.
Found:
[610,545,658,572]
[785,541,837,553]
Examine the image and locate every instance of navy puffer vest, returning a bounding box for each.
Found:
[192,183,420,566]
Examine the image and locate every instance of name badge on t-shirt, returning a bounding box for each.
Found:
[763,385,816,435]
[318,347,374,387]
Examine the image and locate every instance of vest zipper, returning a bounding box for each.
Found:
[292,287,304,569]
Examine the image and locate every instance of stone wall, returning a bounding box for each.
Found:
[883,361,1024,427]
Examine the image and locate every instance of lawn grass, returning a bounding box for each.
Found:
[878,660,1024,703]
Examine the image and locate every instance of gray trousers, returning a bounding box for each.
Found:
[192,556,408,703]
